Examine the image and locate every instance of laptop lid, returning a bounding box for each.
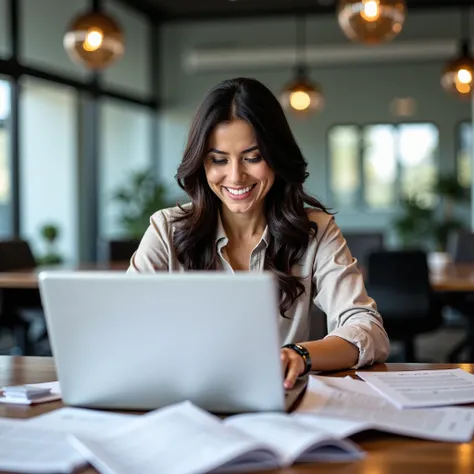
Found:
[39,271,298,413]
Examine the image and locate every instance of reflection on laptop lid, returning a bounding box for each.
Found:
[39,271,306,413]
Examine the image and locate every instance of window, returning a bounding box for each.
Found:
[99,99,153,239]
[363,125,397,209]
[0,78,12,237]
[329,123,439,210]
[19,78,79,263]
[457,121,472,189]
[328,126,360,209]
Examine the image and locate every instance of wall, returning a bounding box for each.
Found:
[157,9,472,235]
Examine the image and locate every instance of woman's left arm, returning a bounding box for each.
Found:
[283,216,390,388]
[309,216,390,366]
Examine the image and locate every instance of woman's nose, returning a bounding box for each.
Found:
[229,162,246,183]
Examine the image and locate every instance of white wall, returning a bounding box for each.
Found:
[103,0,152,99]
[19,78,78,263]
[99,99,152,238]
[0,0,8,58]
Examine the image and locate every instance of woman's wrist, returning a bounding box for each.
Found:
[282,343,312,375]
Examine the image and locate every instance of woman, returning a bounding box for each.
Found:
[128,77,390,389]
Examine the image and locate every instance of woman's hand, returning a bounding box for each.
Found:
[281,347,305,390]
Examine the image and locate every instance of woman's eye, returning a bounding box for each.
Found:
[245,156,263,164]
[210,157,227,165]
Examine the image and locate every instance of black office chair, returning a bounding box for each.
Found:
[0,239,45,355]
[343,231,384,268]
[100,238,141,263]
[445,231,474,362]
[366,250,444,362]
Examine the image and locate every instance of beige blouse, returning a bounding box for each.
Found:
[128,205,390,368]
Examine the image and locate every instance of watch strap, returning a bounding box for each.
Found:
[282,343,312,376]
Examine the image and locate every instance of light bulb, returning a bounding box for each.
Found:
[457,68,472,85]
[337,0,406,45]
[455,80,471,95]
[63,11,124,70]
[290,91,311,111]
[83,28,103,52]
[361,0,380,22]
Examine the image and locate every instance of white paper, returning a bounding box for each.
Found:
[226,412,365,465]
[291,413,372,439]
[71,401,278,474]
[0,419,85,474]
[312,376,382,397]
[0,381,61,405]
[26,407,139,434]
[356,369,474,408]
[296,376,474,443]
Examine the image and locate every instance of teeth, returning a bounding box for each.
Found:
[226,185,253,195]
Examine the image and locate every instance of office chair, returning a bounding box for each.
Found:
[101,238,141,263]
[0,239,45,355]
[343,231,384,268]
[366,250,444,362]
[445,231,474,362]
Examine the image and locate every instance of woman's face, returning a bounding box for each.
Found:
[204,119,275,216]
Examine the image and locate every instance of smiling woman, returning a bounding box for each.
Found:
[128,77,390,389]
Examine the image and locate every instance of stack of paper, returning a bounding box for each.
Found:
[0,382,61,405]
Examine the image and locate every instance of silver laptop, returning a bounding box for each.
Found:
[38,271,306,413]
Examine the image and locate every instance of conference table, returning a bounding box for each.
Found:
[1,262,474,292]
[0,357,473,474]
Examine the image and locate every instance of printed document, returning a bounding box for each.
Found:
[296,376,474,443]
[355,369,474,408]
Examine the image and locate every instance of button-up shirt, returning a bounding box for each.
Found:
[128,205,390,368]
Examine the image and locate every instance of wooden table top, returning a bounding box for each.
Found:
[1,262,474,292]
[1,357,473,474]
[0,262,129,289]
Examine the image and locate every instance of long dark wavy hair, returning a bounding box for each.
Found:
[173,77,330,316]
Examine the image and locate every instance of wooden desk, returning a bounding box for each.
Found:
[0,263,129,289]
[1,357,473,474]
[1,263,474,292]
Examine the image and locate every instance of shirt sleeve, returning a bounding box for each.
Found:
[312,216,390,368]
[127,210,171,273]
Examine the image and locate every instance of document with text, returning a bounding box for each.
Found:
[356,369,474,408]
[296,376,474,443]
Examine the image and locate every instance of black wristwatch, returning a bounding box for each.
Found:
[282,343,312,376]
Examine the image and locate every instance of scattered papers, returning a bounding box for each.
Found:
[0,382,61,405]
[0,419,86,474]
[356,369,474,408]
[296,376,474,443]
[71,401,365,474]
[0,407,139,474]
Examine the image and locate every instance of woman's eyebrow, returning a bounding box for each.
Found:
[207,145,259,155]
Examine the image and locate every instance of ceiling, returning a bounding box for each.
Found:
[117,0,474,22]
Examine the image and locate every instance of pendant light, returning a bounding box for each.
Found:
[63,0,124,70]
[441,9,474,99]
[280,16,324,116]
[337,0,407,45]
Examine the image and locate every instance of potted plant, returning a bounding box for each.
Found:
[37,223,63,265]
[112,169,173,239]
[393,174,469,270]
